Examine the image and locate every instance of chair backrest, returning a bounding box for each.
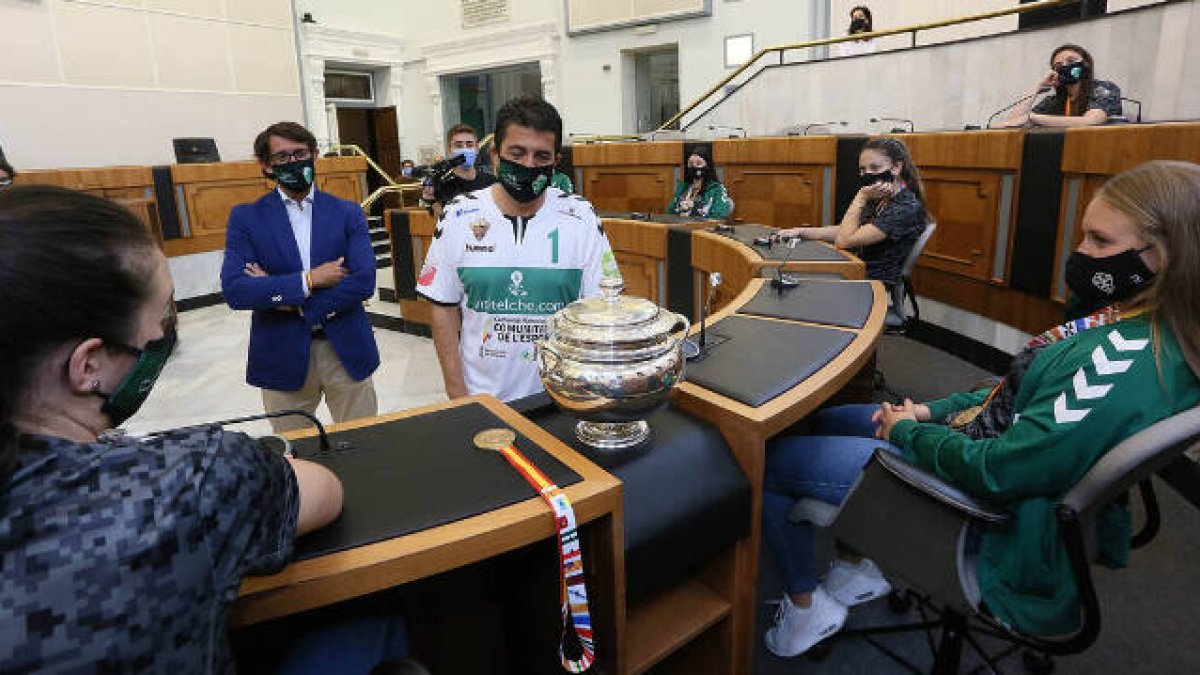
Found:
[900,222,937,280]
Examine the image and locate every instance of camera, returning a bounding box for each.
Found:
[410,153,468,184]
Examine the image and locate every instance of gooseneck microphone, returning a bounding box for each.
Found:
[143,409,332,456]
[770,236,802,292]
[699,272,723,349]
[870,117,914,133]
[985,88,1052,129]
[803,121,848,135]
[707,124,747,138]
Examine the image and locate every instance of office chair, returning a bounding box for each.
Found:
[790,404,1200,674]
[886,222,937,332]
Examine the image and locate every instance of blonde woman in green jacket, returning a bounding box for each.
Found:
[762,160,1200,658]
[667,147,734,219]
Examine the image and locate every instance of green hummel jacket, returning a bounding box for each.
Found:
[890,317,1199,635]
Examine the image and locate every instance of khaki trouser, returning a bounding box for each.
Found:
[261,339,378,433]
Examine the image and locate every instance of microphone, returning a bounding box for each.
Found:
[804,121,848,135]
[870,117,914,133]
[769,236,802,292]
[707,124,747,138]
[684,272,723,361]
[985,89,1052,129]
[143,409,332,456]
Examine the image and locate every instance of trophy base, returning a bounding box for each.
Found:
[575,420,650,450]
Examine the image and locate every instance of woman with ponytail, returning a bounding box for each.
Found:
[0,187,342,672]
[762,161,1200,658]
[777,136,927,284]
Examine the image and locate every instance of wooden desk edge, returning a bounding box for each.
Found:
[232,395,622,626]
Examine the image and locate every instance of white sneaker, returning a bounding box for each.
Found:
[823,558,892,607]
[764,588,848,658]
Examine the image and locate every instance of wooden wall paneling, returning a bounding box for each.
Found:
[912,266,1063,335]
[916,168,1003,281]
[582,166,676,214]
[318,172,364,203]
[396,209,437,327]
[723,164,823,228]
[181,178,275,238]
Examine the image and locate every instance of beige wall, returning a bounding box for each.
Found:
[0,0,302,170]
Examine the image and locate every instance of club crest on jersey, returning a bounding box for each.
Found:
[470,219,490,241]
[418,264,437,286]
[508,270,529,297]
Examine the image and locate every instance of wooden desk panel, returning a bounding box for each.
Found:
[712,136,836,165]
[604,218,669,305]
[918,168,1005,282]
[690,231,761,316]
[572,141,682,167]
[582,166,676,214]
[234,395,624,672]
[1060,123,1200,175]
[902,129,1024,170]
[724,164,824,228]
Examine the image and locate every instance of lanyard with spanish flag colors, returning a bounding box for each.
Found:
[474,429,595,673]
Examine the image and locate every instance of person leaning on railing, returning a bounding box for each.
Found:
[1004,43,1123,128]
[667,146,735,219]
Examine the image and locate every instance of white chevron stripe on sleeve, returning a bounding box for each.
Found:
[1092,345,1133,376]
[1054,392,1090,424]
[1073,368,1113,400]
[1109,330,1149,352]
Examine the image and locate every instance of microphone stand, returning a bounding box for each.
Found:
[985,89,1050,129]
[770,236,802,293]
[685,273,723,361]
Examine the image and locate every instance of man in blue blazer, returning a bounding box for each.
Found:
[221,121,379,432]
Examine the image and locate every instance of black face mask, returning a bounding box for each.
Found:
[271,158,316,192]
[1065,246,1156,313]
[1055,61,1088,85]
[84,319,177,428]
[850,18,869,33]
[688,167,707,181]
[496,157,554,203]
[859,170,895,189]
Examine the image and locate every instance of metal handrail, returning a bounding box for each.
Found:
[570,0,1079,143]
[328,144,398,187]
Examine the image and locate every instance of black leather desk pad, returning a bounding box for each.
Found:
[521,399,750,602]
[289,404,581,561]
[713,224,848,261]
[686,315,855,407]
[595,211,712,225]
[737,281,873,329]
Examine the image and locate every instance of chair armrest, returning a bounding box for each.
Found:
[873,449,1011,524]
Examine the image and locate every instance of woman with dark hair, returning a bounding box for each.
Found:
[762,161,1200,658]
[776,136,926,284]
[1005,44,1123,127]
[667,146,735,219]
[833,5,877,58]
[0,187,343,672]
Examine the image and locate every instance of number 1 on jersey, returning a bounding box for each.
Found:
[548,227,560,264]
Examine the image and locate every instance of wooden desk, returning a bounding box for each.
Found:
[233,395,625,673]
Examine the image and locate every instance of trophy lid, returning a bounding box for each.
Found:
[550,277,683,349]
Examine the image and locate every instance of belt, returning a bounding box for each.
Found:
[311,327,327,340]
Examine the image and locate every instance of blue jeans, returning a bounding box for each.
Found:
[762,404,902,595]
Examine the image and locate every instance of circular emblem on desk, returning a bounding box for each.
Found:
[473,428,517,452]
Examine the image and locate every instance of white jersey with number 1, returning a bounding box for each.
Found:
[416,185,619,402]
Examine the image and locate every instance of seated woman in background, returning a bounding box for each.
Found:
[1005,44,1123,127]
[0,154,14,188]
[0,187,344,672]
[775,137,925,284]
[667,146,735,219]
[762,161,1200,658]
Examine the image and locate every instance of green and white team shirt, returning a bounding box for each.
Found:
[416,185,619,401]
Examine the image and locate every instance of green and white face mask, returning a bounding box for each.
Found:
[272,158,316,192]
[496,157,554,203]
[93,319,178,427]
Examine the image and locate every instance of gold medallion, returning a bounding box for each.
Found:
[474,428,517,452]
